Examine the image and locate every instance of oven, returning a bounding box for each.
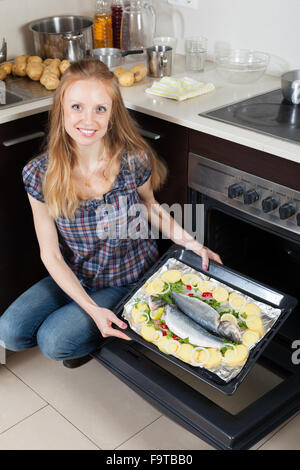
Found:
[92,150,300,451]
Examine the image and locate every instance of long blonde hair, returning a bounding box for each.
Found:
[43,58,167,219]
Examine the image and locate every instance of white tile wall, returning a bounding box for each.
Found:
[0,0,298,74]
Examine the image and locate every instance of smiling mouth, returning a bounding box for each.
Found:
[77,128,97,137]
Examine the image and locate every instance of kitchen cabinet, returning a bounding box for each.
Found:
[0,112,48,313]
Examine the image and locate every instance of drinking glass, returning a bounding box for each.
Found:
[185,36,207,72]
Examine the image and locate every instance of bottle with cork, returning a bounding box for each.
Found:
[93,0,113,49]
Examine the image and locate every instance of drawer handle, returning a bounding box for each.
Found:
[3,131,46,147]
[138,128,161,141]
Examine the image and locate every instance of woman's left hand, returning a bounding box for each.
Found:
[184,239,222,271]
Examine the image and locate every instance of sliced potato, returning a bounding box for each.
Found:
[213,286,229,303]
[241,303,261,318]
[224,344,248,366]
[141,324,156,342]
[177,343,194,363]
[243,330,259,347]
[145,279,166,296]
[166,339,180,355]
[194,348,222,368]
[245,316,263,336]
[131,302,149,315]
[156,335,170,354]
[161,269,182,283]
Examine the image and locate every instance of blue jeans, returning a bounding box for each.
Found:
[0,276,134,361]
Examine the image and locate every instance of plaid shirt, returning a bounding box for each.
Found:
[22,152,159,290]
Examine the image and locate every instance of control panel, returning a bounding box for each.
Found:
[188,152,300,235]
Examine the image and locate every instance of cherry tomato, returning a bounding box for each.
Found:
[159,323,168,329]
[173,335,179,340]
[188,293,194,297]
[162,331,167,336]
[186,285,192,290]
[202,292,213,298]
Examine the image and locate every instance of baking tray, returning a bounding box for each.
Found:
[113,244,298,395]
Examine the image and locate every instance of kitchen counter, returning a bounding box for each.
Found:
[1,55,299,164]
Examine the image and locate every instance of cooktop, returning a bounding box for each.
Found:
[201,89,300,145]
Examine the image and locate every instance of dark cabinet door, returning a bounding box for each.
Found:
[129,110,189,254]
[129,110,189,208]
[0,113,49,313]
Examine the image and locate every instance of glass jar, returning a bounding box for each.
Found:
[94,0,113,49]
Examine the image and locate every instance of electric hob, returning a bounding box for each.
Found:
[201,89,300,144]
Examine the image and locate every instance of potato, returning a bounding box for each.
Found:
[241,303,261,318]
[44,64,60,78]
[26,62,44,81]
[40,71,60,90]
[213,286,229,303]
[114,66,125,79]
[118,71,134,87]
[43,58,54,66]
[27,55,43,64]
[130,64,147,82]
[59,59,71,75]
[192,348,222,368]
[12,62,27,77]
[0,62,12,75]
[14,54,29,65]
[156,335,170,354]
[243,330,259,347]
[51,58,61,67]
[223,344,248,367]
[177,343,194,363]
[0,69,7,80]
[141,324,156,343]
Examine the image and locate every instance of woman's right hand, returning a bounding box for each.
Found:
[92,306,132,341]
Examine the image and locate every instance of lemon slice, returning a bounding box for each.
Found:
[241,303,261,318]
[243,330,259,347]
[150,307,164,321]
[151,330,163,342]
[224,344,248,366]
[145,279,167,296]
[131,302,149,317]
[161,270,182,283]
[229,294,246,310]
[220,313,238,325]
[182,273,202,286]
[134,312,149,325]
[213,286,229,303]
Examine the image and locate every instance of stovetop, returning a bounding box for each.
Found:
[201,89,300,145]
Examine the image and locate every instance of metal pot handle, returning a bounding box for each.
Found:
[291,80,300,105]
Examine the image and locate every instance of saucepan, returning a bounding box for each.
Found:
[91,48,143,68]
[281,70,300,105]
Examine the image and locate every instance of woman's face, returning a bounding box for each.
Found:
[63,78,113,150]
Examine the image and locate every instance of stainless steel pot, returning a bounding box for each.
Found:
[29,16,94,62]
[91,48,143,68]
[281,70,300,105]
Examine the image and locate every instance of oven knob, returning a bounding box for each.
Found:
[228,183,244,199]
[279,202,297,220]
[243,189,260,205]
[262,196,279,213]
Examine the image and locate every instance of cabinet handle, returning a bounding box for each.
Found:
[138,128,161,141]
[2,131,46,147]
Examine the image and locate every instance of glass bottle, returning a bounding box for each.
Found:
[94,0,113,49]
[111,0,123,49]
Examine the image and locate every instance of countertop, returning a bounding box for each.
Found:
[1,55,299,165]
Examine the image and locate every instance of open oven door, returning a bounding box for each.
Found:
[90,246,300,450]
[92,337,300,450]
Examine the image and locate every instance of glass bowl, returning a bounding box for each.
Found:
[215,49,269,84]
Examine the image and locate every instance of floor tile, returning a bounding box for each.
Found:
[6,348,161,450]
[0,365,46,434]
[258,412,300,450]
[0,406,98,450]
[117,415,213,450]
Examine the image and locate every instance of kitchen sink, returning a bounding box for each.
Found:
[0,90,24,107]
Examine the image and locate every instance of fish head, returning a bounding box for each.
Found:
[218,320,242,344]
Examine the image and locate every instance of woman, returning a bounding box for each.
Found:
[0,59,221,362]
